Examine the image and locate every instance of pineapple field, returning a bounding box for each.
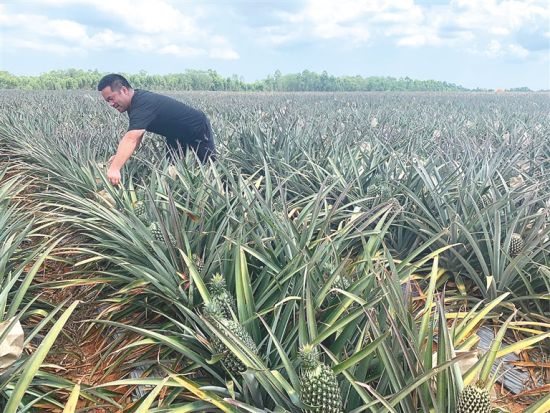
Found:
[0,90,549,412]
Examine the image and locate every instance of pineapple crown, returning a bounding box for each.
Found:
[203,300,226,321]
[299,344,320,370]
[209,273,228,295]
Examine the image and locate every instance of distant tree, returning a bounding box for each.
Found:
[0,69,474,92]
[507,87,531,92]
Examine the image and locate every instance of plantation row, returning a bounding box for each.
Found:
[0,90,548,412]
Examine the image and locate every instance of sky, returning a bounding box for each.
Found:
[0,0,549,90]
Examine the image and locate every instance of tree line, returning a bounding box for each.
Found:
[0,69,529,92]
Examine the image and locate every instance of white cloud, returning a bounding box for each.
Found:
[508,43,529,58]
[249,0,546,60]
[471,39,531,59]
[208,36,240,60]
[158,44,203,57]
[270,0,422,46]
[0,0,239,60]
[8,39,83,55]
[486,39,503,58]
[443,0,548,57]
[1,0,545,65]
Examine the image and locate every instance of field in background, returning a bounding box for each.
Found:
[0,91,548,412]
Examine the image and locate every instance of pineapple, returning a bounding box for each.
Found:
[203,301,258,376]
[332,275,351,291]
[365,183,381,209]
[456,385,491,413]
[133,201,150,224]
[209,273,228,296]
[149,222,176,248]
[509,233,524,257]
[299,344,343,413]
[134,201,145,216]
[208,273,236,318]
[193,254,205,273]
[476,193,493,210]
[380,183,392,201]
[328,275,351,300]
[386,196,401,212]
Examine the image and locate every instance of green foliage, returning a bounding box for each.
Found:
[0,90,548,411]
[0,69,471,91]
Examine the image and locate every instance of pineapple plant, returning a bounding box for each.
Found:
[508,233,524,257]
[298,344,343,413]
[203,301,258,376]
[208,273,236,318]
[149,222,176,248]
[456,384,492,413]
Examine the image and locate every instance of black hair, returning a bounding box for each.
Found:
[97,74,132,91]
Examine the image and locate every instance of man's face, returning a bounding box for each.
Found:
[101,86,132,112]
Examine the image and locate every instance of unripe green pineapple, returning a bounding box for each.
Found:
[476,193,493,210]
[208,273,236,318]
[193,253,204,273]
[329,275,351,299]
[133,201,150,224]
[149,222,176,248]
[333,275,351,291]
[387,196,401,212]
[134,201,146,216]
[456,385,491,413]
[380,183,392,201]
[203,301,258,376]
[365,184,380,209]
[509,233,524,257]
[299,344,343,413]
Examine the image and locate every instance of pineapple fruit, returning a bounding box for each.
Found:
[203,301,258,376]
[365,183,381,209]
[456,385,492,413]
[193,253,204,273]
[149,222,176,248]
[476,193,493,210]
[509,233,524,257]
[208,273,236,318]
[365,179,392,209]
[134,201,146,216]
[298,344,343,413]
[133,201,150,224]
[328,274,351,300]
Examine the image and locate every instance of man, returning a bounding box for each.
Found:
[97,74,215,185]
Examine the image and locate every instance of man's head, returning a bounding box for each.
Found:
[98,74,133,113]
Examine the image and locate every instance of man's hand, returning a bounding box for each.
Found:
[106,130,144,186]
[107,165,121,186]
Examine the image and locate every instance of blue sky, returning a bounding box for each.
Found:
[0,0,548,90]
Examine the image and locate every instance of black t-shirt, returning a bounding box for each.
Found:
[127,90,208,148]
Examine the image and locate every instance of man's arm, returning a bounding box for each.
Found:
[107,129,145,185]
